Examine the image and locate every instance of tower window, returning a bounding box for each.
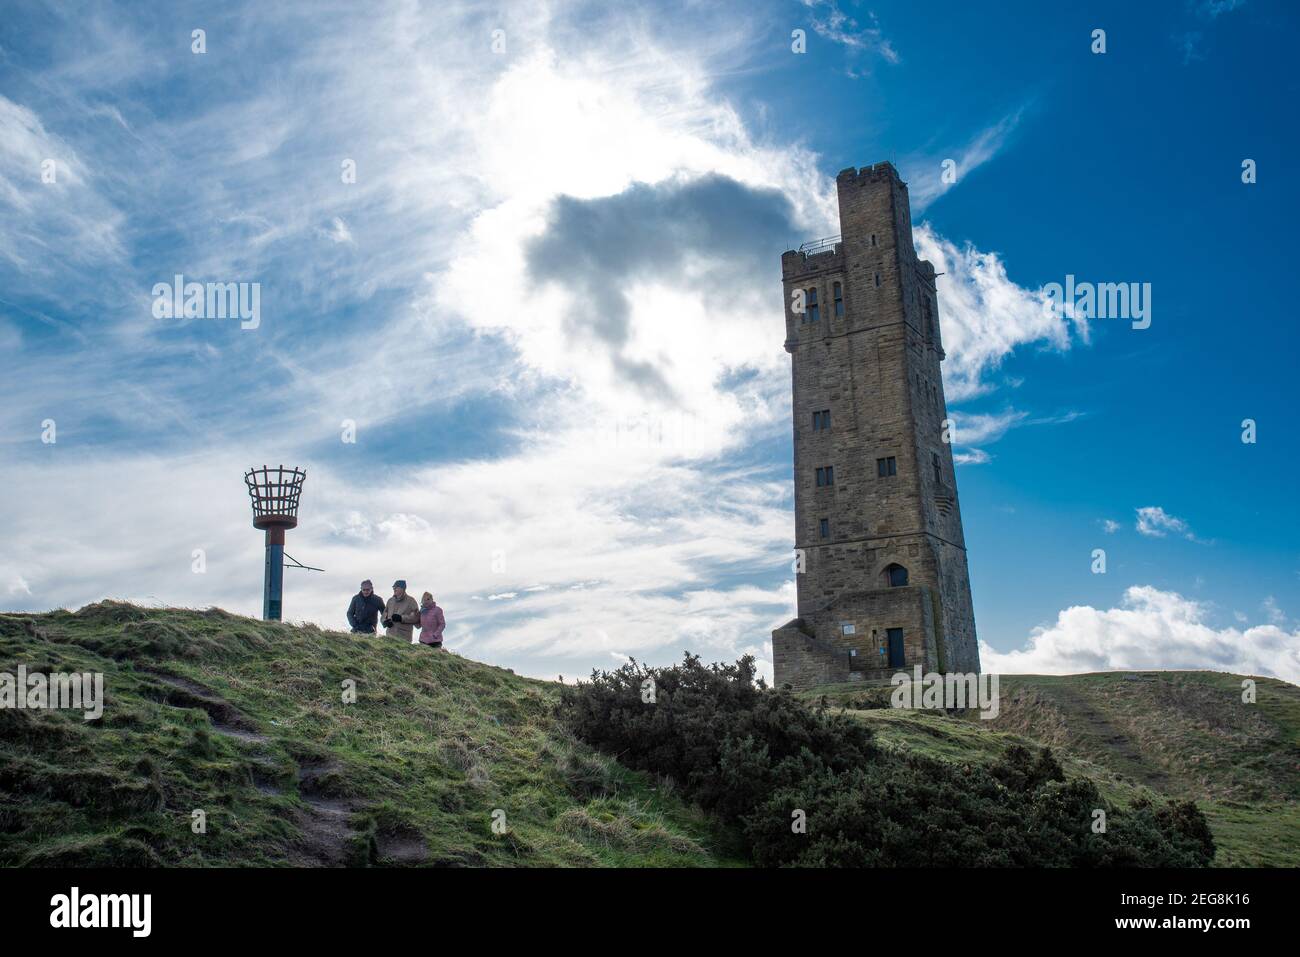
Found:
[806,287,820,323]
[819,518,829,538]
[833,282,844,317]
[886,564,909,587]
[815,466,834,487]
[876,456,897,477]
[871,234,877,247]
[812,409,831,431]
[933,452,943,486]
[874,273,881,288]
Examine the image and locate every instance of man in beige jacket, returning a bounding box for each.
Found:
[383,580,420,643]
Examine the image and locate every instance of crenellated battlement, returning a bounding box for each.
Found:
[781,244,845,280]
[836,161,904,185]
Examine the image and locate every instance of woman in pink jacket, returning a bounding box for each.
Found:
[417,592,446,649]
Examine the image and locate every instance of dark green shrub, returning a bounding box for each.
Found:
[990,743,1065,793]
[560,654,1215,868]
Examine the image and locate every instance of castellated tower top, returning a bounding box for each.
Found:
[779,161,943,358]
[780,161,936,293]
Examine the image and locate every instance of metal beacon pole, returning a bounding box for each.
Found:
[243,465,321,621]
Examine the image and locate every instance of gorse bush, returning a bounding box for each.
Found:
[559,654,875,822]
[559,654,1216,867]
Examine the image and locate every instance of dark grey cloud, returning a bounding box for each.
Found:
[525,174,796,400]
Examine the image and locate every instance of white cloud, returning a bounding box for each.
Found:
[319,217,354,245]
[915,223,1083,403]
[1135,505,1193,539]
[952,448,991,466]
[328,512,375,543]
[942,398,1083,467]
[948,409,1027,447]
[980,585,1300,684]
[1102,519,1121,534]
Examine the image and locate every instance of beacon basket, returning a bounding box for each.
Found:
[243,465,310,621]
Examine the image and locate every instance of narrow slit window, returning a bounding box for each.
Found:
[833,282,844,317]
[806,287,820,323]
[819,518,829,538]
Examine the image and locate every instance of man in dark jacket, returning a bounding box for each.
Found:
[346,580,385,634]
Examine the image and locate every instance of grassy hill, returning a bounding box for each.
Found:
[2,603,1295,867]
[802,672,1300,867]
[0,603,739,867]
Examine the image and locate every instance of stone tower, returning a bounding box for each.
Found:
[771,162,980,690]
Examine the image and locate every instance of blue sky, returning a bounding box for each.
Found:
[1,0,1297,683]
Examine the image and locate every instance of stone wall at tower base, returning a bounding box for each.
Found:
[772,619,844,690]
[772,584,942,690]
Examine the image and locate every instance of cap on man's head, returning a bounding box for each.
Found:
[393,580,407,589]
[361,580,373,588]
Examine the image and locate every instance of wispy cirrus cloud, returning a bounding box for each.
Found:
[1194,0,1247,19]
[1176,0,1248,63]
[0,95,126,275]
[905,108,1028,211]
[945,407,1083,464]
[798,0,900,64]
[950,410,1027,447]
